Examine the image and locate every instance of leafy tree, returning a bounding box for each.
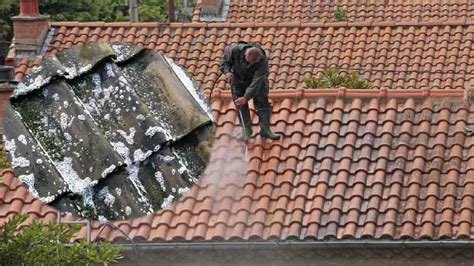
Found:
[0,213,122,265]
[40,0,129,22]
[0,0,18,63]
[139,0,168,22]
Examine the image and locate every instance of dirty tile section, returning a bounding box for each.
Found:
[4,42,213,221]
[1,95,473,241]
[193,0,474,23]
[11,21,474,92]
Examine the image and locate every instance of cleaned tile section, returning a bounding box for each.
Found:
[193,0,474,23]
[12,21,474,92]
[1,96,473,241]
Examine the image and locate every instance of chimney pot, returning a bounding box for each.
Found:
[20,0,40,16]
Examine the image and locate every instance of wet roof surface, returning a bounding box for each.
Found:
[4,42,213,221]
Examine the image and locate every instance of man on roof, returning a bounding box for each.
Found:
[220,41,281,141]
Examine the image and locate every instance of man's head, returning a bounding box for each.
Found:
[245,47,263,65]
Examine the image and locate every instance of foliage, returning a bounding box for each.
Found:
[40,0,172,22]
[0,0,18,62]
[333,6,347,22]
[139,0,168,22]
[0,142,10,169]
[0,213,122,265]
[303,68,372,89]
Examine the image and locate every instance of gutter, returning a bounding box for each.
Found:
[119,239,474,251]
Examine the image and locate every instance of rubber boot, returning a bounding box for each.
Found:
[236,107,253,142]
[257,108,281,140]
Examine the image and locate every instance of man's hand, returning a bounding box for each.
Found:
[225,73,234,83]
[234,97,247,107]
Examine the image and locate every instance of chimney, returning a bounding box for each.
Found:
[200,0,223,16]
[0,67,16,135]
[11,0,49,57]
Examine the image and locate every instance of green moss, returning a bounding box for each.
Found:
[303,68,372,90]
[333,6,347,22]
[0,142,10,169]
[206,125,216,146]
[13,100,65,161]
[196,141,210,164]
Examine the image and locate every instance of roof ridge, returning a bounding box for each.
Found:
[209,88,469,100]
[50,19,474,28]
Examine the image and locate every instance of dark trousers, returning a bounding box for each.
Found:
[231,79,271,110]
[231,79,271,134]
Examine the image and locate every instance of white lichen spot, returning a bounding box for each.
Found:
[145,126,172,140]
[63,101,69,108]
[79,64,93,74]
[154,171,166,192]
[178,166,187,175]
[104,113,110,120]
[115,187,122,196]
[13,75,51,97]
[171,169,176,175]
[52,93,59,101]
[36,159,43,164]
[101,164,116,178]
[55,157,97,209]
[5,139,30,169]
[98,186,116,207]
[40,195,56,203]
[111,141,130,164]
[59,113,74,130]
[105,63,116,78]
[110,142,152,212]
[64,132,72,142]
[159,155,175,163]
[17,135,27,145]
[136,114,146,121]
[161,194,174,209]
[117,128,136,145]
[98,215,108,222]
[133,149,152,162]
[77,114,86,121]
[18,173,39,198]
[125,206,132,216]
[178,187,189,195]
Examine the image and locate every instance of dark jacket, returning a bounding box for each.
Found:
[219,42,269,100]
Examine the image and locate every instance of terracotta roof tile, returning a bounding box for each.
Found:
[199,0,474,23]
[1,95,473,242]
[11,22,474,92]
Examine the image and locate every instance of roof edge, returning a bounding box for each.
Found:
[49,19,474,29]
[208,88,469,100]
[121,239,474,251]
